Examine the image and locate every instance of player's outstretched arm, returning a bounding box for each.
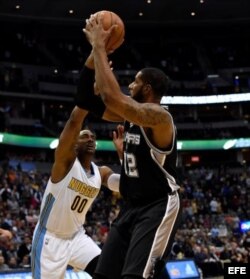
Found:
[76,45,123,122]
[51,107,88,183]
[99,166,120,193]
[98,125,123,193]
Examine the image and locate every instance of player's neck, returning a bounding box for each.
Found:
[82,162,94,177]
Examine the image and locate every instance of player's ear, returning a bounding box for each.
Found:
[144,83,152,93]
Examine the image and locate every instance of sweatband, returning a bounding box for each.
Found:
[75,66,106,117]
[107,173,120,192]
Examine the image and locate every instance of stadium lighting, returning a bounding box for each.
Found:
[161,92,250,105]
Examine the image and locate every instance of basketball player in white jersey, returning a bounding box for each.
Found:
[31,105,120,279]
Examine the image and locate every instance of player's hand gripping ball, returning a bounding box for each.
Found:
[92,10,125,51]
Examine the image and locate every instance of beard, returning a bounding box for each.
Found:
[132,87,144,103]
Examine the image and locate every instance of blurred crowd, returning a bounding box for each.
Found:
[0,154,249,275]
[170,167,250,274]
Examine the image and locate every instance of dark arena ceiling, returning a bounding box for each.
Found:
[0,0,249,44]
[0,0,250,26]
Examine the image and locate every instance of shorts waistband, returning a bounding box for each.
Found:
[37,224,82,240]
[46,230,77,240]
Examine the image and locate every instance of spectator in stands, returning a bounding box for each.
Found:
[209,197,219,214]
[0,228,12,241]
[242,231,250,248]
[0,228,12,264]
[8,256,18,269]
[17,234,31,265]
[193,244,209,263]
[0,255,9,271]
[19,254,30,269]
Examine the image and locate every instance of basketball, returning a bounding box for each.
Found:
[94,10,125,51]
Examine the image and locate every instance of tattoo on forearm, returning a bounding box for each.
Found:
[125,103,167,126]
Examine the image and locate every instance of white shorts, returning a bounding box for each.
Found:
[31,225,101,279]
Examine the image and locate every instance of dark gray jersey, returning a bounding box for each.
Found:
[120,111,180,204]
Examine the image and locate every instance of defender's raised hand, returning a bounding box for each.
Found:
[113,125,124,161]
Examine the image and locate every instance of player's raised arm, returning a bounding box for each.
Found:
[75,36,123,122]
[51,107,88,183]
[84,15,173,149]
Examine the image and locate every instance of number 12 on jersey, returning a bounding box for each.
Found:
[124,152,139,177]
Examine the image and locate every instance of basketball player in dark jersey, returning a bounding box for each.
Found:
[78,15,182,279]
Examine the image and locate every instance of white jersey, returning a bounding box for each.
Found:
[38,158,101,238]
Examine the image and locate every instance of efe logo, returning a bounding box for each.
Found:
[224,263,249,279]
[228,267,246,274]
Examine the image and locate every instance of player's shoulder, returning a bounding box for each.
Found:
[98,165,112,173]
[98,165,113,183]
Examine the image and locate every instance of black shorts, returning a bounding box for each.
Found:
[94,192,181,279]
